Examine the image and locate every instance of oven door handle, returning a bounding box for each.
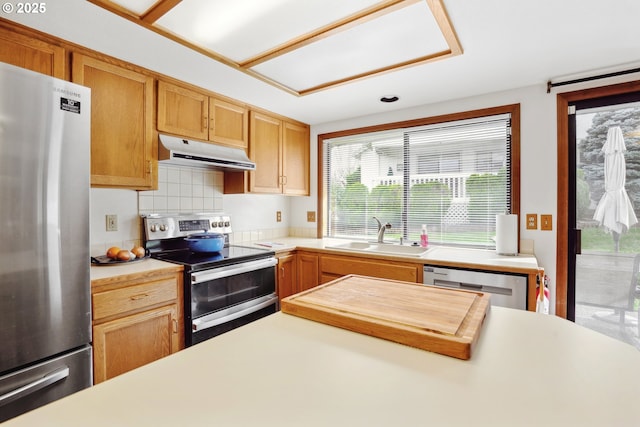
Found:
[192,294,278,332]
[191,257,277,283]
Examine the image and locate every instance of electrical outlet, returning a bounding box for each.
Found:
[307,211,316,222]
[276,211,282,222]
[526,213,537,230]
[106,214,118,232]
[541,214,553,231]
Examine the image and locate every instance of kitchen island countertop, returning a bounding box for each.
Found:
[4,307,639,426]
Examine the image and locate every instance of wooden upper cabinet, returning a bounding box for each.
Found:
[282,120,310,196]
[157,80,208,140]
[0,26,65,78]
[248,111,310,196]
[157,80,248,150]
[209,97,248,149]
[72,53,154,189]
[249,111,283,193]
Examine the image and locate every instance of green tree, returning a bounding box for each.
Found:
[466,170,507,224]
[337,183,369,233]
[369,184,402,227]
[408,182,452,231]
[345,166,361,185]
[579,107,640,208]
[576,168,591,220]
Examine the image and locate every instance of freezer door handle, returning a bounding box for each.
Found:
[0,366,69,407]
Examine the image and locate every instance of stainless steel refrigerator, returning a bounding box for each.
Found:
[0,62,92,422]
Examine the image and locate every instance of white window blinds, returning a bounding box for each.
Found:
[324,113,511,248]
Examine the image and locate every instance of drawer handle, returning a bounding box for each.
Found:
[130,293,149,301]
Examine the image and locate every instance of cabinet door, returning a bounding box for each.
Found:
[298,252,320,291]
[72,54,154,189]
[282,121,310,196]
[158,80,209,140]
[209,97,248,149]
[93,304,178,384]
[0,27,65,78]
[249,111,282,193]
[277,253,297,300]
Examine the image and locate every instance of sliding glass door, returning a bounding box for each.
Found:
[569,93,640,348]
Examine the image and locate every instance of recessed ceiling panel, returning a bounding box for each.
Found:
[250,2,446,92]
[109,0,157,15]
[90,0,461,95]
[155,0,383,62]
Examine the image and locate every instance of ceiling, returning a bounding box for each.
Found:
[5,0,640,125]
[89,0,462,97]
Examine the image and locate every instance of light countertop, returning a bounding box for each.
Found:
[5,308,639,426]
[90,258,182,283]
[244,237,541,273]
[90,238,540,283]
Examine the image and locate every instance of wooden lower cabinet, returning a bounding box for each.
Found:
[93,305,177,383]
[91,268,183,384]
[297,252,320,292]
[277,250,420,301]
[320,254,420,284]
[276,251,320,301]
[276,252,297,300]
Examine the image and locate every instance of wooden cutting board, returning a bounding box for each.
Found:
[281,274,490,360]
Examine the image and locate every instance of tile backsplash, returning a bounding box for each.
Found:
[91,164,305,256]
[138,165,224,214]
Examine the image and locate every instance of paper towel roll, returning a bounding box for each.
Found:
[496,214,518,256]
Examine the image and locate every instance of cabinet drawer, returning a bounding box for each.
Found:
[93,278,178,322]
[321,255,418,283]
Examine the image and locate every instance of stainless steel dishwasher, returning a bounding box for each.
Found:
[423,265,527,310]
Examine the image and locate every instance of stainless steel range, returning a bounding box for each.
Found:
[143,213,278,347]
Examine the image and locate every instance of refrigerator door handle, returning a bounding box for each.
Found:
[0,366,69,407]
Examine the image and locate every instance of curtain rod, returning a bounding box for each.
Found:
[546,67,640,93]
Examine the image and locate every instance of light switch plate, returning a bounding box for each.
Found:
[541,214,552,231]
[307,211,316,222]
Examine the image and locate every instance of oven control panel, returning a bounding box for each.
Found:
[143,214,231,240]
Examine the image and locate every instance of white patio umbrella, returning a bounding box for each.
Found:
[592,126,638,251]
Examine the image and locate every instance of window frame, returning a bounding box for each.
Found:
[316,104,521,248]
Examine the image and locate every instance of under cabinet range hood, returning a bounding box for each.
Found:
[158,134,256,171]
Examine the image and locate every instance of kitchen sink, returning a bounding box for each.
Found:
[325,241,431,257]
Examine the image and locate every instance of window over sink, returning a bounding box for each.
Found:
[319,104,520,249]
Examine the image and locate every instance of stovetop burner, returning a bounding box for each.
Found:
[152,245,274,271]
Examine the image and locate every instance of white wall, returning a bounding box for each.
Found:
[293,76,639,312]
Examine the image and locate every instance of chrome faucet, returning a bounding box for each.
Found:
[372,216,391,243]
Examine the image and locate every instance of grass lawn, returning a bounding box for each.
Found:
[580,227,640,253]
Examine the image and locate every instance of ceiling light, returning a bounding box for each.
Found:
[380,95,399,103]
